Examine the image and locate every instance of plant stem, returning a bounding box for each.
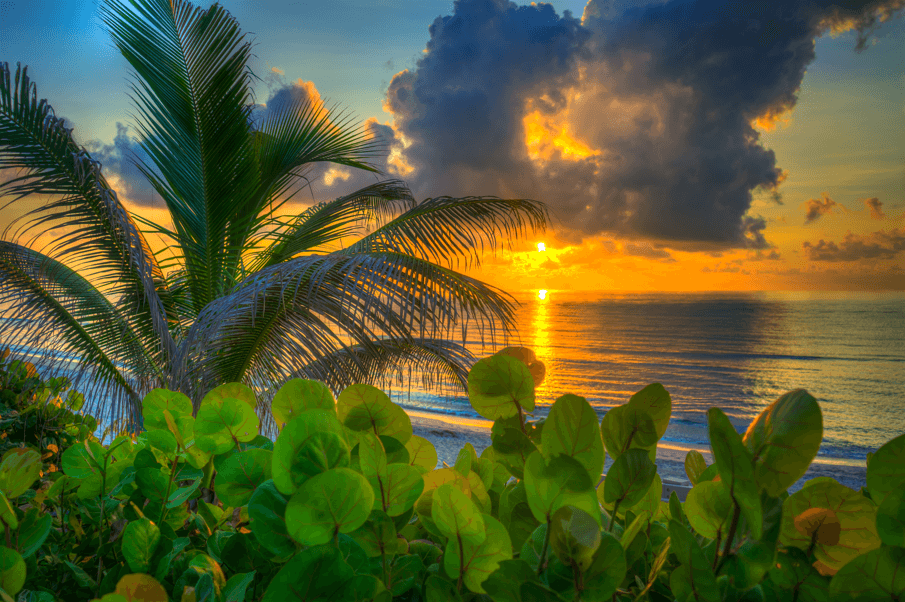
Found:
[714,502,741,575]
[608,500,621,533]
[537,518,552,576]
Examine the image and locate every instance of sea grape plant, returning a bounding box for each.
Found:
[0,346,902,601]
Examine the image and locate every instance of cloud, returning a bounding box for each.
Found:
[379,0,903,251]
[802,193,840,223]
[864,197,886,219]
[83,122,164,208]
[623,242,675,261]
[802,228,905,261]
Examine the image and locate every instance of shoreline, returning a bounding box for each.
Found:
[406,409,869,501]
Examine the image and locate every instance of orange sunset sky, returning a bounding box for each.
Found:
[2,0,904,292]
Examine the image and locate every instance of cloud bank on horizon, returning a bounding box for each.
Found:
[81,0,904,262]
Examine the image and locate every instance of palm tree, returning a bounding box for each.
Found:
[0,0,549,437]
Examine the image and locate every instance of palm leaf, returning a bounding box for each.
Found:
[172,251,519,412]
[343,195,551,271]
[0,242,154,429]
[0,62,177,368]
[249,179,415,271]
[99,0,261,313]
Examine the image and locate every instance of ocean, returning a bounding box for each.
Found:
[386,290,905,494]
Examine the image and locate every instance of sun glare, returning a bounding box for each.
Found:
[537,242,546,252]
[538,289,547,300]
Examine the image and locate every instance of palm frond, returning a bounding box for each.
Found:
[0,62,177,367]
[249,179,415,271]
[0,242,158,430]
[99,0,261,313]
[342,195,551,271]
[172,251,520,414]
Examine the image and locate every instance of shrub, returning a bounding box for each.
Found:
[0,346,900,601]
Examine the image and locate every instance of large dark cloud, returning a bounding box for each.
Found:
[382,0,904,250]
[803,228,905,261]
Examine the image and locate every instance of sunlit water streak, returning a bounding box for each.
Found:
[391,290,905,491]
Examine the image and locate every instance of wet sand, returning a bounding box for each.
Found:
[406,409,869,502]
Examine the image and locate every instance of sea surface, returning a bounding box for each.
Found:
[3,290,903,494]
[384,290,905,494]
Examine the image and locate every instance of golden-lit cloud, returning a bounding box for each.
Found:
[864,197,886,219]
[802,193,842,223]
[803,228,905,261]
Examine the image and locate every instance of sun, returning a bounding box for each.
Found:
[537,242,546,252]
[538,289,547,300]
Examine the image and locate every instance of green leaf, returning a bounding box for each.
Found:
[778,478,880,574]
[600,404,658,461]
[769,548,830,601]
[337,384,413,445]
[467,354,535,421]
[453,443,473,477]
[15,509,52,559]
[490,420,538,480]
[742,389,822,497]
[203,383,257,410]
[876,489,905,547]
[0,449,40,499]
[707,407,761,538]
[369,463,425,518]
[215,448,273,508]
[433,481,486,547]
[0,547,24,597]
[541,394,605,485]
[549,504,601,573]
[271,378,335,430]
[61,440,104,479]
[581,531,627,601]
[248,480,296,558]
[524,451,600,529]
[627,383,671,441]
[668,520,720,602]
[683,480,733,540]
[403,435,438,473]
[142,389,194,444]
[271,409,348,495]
[194,396,260,455]
[685,450,708,486]
[602,447,656,509]
[262,542,354,601]
[442,513,512,594]
[222,571,256,602]
[829,545,905,602]
[867,433,905,506]
[121,518,161,573]
[347,508,404,558]
[284,467,375,546]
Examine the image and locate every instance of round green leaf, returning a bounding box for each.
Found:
[142,389,193,428]
[877,488,905,547]
[284,468,375,546]
[541,394,605,485]
[337,384,413,445]
[627,383,672,441]
[707,407,761,539]
[829,545,905,602]
[194,396,260,455]
[203,382,256,409]
[248,480,296,558]
[15,508,52,559]
[467,354,535,421]
[524,451,600,529]
[582,531,627,600]
[668,520,720,602]
[61,440,104,480]
[442,513,512,594]
[0,547,25,596]
[685,450,708,485]
[684,480,733,540]
[215,448,273,508]
[369,463,425,518]
[433,481,485,546]
[600,404,658,461]
[602,447,657,509]
[271,379,335,430]
[778,478,881,574]
[262,544,354,601]
[0,449,41,498]
[272,412,350,496]
[121,518,161,573]
[867,433,905,506]
[742,389,822,498]
[549,504,602,573]
[404,435,438,473]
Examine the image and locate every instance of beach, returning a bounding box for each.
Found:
[408,408,870,502]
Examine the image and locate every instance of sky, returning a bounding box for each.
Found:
[2,0,904,293]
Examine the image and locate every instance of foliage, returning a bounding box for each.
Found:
[0,348,901,602]
[0,0,549,436]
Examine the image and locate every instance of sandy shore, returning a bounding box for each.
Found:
[406,409,869,502]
